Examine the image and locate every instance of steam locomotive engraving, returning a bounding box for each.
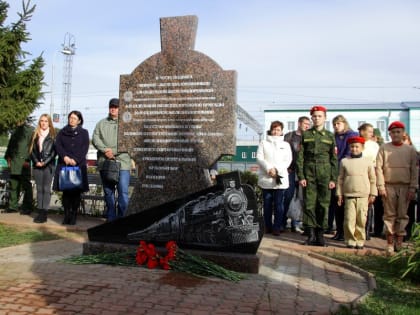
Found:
[127,179,260,247]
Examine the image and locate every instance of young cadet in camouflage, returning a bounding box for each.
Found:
[297,106,338,246]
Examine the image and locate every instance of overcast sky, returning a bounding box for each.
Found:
[6,0,420,139]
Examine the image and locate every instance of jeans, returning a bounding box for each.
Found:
[33,165,54,210]
[263,188,285,232]
[283,172,298,228]
[100,169,130,221]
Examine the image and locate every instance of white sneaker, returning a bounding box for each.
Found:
[293,226,303,233]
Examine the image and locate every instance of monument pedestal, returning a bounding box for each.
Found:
[83,241,260,274]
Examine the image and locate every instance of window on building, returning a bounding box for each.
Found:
[241,152,247,159]
[287,121,295,131]
[325,121,331,131]
[251,151,256,159]
[377,120,385,133]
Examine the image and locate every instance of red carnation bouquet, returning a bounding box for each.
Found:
[64,240,244,282]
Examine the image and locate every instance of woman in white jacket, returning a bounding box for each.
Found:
[257,121,293,235]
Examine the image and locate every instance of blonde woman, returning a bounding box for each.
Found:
[30,114,56,223]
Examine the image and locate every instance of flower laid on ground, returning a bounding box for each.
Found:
[63,240,245,282]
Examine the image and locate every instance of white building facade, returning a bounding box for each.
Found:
[264,102,420,149]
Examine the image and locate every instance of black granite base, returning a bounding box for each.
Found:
[83,241,260,274]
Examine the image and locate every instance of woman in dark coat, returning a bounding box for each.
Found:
[53,110,89,225]
[30,114,56,223]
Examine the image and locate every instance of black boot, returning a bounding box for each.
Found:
[62,207,70,224]
[68,209,77,225]
[331,231,344,241]
[33,209,47,223]
[316,228,327,247]
[303,228,317,245]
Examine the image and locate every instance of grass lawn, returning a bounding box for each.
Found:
[328,253,420,315]
[0,223,62,248]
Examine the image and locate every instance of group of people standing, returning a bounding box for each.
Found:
[257,105,419,254]
[4,98,131,225]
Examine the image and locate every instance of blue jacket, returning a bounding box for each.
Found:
[335,130,359,163]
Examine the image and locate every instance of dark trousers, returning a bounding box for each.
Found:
[406,200,416,239]
[62,190,81,223]
[373,196,384,236]
[329,189,344,234]
[263,189,285,232]
[9,173,33,211]
[327,190,336,231]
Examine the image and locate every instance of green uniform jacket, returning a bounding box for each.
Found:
[296,127,338,183]
[92,116,131,171]
[4,124,34,175]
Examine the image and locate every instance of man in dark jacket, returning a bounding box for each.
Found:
[4,121,34,214]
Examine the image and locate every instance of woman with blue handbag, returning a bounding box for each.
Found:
[53,111,89,225]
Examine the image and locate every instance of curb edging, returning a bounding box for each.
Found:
[308,251,376,314]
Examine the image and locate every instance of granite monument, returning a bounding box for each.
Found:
[87,15,263,263]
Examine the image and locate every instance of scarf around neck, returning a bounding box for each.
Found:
[38,128,49,152]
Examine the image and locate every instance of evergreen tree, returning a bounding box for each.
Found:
[0,0,44,133]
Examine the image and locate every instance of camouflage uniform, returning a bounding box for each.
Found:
[4,124,34,212]
[296,128,338,230]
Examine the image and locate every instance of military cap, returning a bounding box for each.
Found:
[310,105,327,115]
[347,136,365,145]
[388,121,405,131]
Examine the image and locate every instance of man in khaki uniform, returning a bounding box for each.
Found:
[376,121,418,255]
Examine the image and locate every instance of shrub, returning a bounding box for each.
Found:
[390,223,420,282]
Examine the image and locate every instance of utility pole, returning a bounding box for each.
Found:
[61,33,76,126]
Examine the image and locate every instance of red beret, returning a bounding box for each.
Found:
[310,105,327,115]
[388,121,405,131]
[347,136,365,145]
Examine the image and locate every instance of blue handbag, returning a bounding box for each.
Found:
[59,166,83,191]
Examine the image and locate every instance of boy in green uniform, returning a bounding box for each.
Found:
[297,106,338,246]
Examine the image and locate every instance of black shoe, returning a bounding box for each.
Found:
[355,245,364,250]
[332,233,344,241]
[303,228,317,245]
[20,210,32,215]
[33,210,47,223]
[324,228,333,234]
[346,245,355,249]
[5,208,18,213]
